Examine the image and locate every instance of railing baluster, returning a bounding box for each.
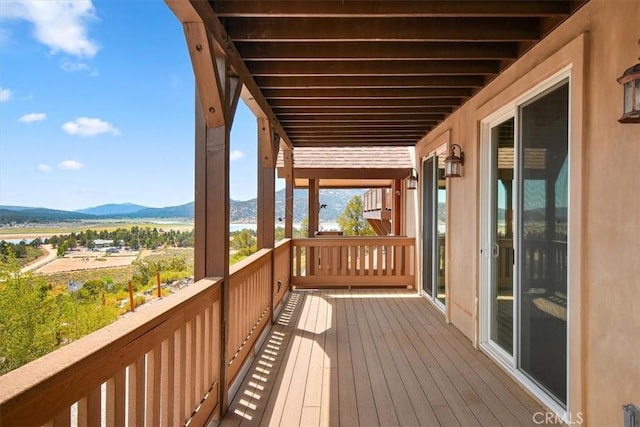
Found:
[178,324,188,424]
[188,320,197,413]
[145,343,162,426]
[161,336,175,427]
[78,385,101,427]
[52,406,70,427]
[105,369,125,427]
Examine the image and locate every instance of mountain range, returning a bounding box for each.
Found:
[0,189,365,224]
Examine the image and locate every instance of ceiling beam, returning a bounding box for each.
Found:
[236,41,519,60]
[270,98,464,107]
[288,135,427,141]
[263,88,471,99]
[286,128,426,135]
[246,60,499,76]
[213,1,571,18]
[224,17,540,42]
[254,75,485,89]
[283,122,437,128]
[279,112,447,121]
[278,113,446,122]
[273,106,453,115]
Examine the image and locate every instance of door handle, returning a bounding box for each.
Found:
[492,242,499,258]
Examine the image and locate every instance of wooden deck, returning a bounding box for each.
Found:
[222,290,545,427]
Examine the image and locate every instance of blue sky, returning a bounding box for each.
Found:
[0,0,274,211]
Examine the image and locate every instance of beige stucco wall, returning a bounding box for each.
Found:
[415,0,640,424]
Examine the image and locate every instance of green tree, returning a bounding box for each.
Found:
[337,195,375,236]
[298,216,309,237]
[0,255,62,374]
[231,229,257,256]
[57,243,68,257]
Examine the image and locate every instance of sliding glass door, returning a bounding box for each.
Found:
[518,82,569,405]
[422,153,446,309]
[482,79,569,407]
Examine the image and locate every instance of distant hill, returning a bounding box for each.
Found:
[76,203,148,216]
[0,189,366,224]
[121,202,194,219]
[0,207,95,223]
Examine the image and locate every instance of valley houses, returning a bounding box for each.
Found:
[1,0,638,426]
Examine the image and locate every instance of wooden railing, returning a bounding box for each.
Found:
[292,236,415,288]
[0,239,294,426]
[273,239,292,309]
[363,188,392,212]
[227,249,272,385]
[0,277,223,427]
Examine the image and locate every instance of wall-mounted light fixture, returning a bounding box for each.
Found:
[444,144,465,178]
[617,62,640,124]
[406,168,418,190]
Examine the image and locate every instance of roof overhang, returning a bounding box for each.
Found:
[167,0,588,149]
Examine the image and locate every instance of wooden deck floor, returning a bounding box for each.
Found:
[222,290,545,427]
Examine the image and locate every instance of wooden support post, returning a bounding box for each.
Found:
[194,48,240,418]
[393,180,402,236]
[308,179,319,275]
[156,272,162,298]
[128,281,134,312]
[283,148,294,239]
[257,117,276,249]
[308,179,319,237]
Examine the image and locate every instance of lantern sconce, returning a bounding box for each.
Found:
[444,144,465,178]
[406,168,418,190]
[617,62,640,124]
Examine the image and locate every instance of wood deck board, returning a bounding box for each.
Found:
[334,290,362,427]
[397,294,540,425]
[224,290,547,427]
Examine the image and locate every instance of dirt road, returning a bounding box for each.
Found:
[20,244,57,273]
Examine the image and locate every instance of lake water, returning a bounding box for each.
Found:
[2,238,36,244]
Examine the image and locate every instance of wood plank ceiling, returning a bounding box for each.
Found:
[203,0,586,147]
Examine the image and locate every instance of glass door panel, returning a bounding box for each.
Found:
[435,157,447,306]
[518,82,569,405]
[422,154,447,309]
[422,158,434,296]
[490,118,515,355]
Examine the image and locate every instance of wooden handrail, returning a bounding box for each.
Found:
[0,277,223,427]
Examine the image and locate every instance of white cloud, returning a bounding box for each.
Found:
[0,1,99,58]
[61,117,120,137]
[0,87,11,102]
[19,112,46,123]
[37,163,52,173]
[230,150,245,161]
[58,160,84,171]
